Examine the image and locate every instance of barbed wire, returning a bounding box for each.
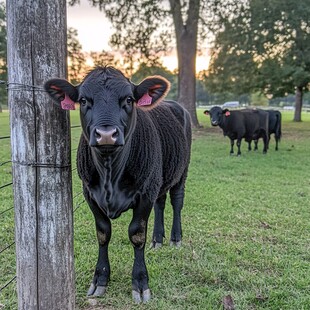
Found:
[2,81,45,92]
[0,126,81,141]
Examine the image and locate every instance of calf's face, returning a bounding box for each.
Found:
[204,107,229,126]
[44,67,170,154]
[78,70,134,148]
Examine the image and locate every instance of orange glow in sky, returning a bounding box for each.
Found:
[67,0,210,72]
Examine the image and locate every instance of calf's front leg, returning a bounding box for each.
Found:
[85,191,111,297]
[236,138,242,156]
[128,196,152,303]
[262,132,269,154]
[229,138,234,155]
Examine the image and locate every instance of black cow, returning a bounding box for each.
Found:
[44,66,191,303]
[251,110,282,151]
[204,106,269,156]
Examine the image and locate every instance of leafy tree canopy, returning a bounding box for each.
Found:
[207,0,310,99]
[67,27,87,84]
[131,62,177,100]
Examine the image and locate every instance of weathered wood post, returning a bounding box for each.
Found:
[7,1,75,309]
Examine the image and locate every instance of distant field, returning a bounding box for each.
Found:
[0,109,310,309]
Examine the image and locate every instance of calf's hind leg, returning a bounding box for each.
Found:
[151,193,167,248]
[169,182,185,247]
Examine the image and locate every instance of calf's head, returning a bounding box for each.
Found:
[44,66,170,153]
[204,106,230,126]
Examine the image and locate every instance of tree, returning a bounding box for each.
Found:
[90,50,116,66]
[251,0,310,121]
[67,27,87,84]
[69,0,214,127]
[207,0,310,121]
[131,62,178,101]
[169,0,200,126]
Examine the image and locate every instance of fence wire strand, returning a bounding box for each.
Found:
[0,206,14,216]
[0,276,17,293]
[0,182,13,190]
[0,242,15,255]
[73,199,85,213]
[0,160,12,166]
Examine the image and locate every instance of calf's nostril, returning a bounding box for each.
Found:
[95,130,101,139]
[112,130,118,139]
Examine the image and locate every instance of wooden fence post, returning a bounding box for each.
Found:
[7,1,75,309]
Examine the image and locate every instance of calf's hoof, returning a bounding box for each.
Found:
[170,240,182,247]
[132,288,151,303]
[87,283,107,297]
[150,241,162,249]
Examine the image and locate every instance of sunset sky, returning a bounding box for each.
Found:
[67,0,210,72]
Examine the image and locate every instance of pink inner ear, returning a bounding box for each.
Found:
[61,93,76,110]
[225,111,231,116]
[137,93,152,106]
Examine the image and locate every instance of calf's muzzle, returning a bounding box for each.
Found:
[90,126,124,146]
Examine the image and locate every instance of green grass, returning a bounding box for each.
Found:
[0,109,310,309]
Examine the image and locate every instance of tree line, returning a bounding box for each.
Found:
[1,1,309,122]
[67,0,309,123]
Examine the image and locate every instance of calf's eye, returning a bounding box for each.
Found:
[80,97,87,106]
[126,96,134,104]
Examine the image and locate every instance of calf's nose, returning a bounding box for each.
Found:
[95,127,118,145]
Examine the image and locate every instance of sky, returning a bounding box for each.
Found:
[67,0,210,72]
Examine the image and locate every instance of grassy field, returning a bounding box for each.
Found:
[0,109,310,309]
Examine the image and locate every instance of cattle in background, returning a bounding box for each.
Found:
[251,110,282,151]
[44,66,192,303]
[204,106,269,156]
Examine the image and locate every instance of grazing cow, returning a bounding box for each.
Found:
[204,106,269,156]
[44,66,191,303]
[251,110,282,151]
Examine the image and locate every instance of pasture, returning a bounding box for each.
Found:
[0,109,310,309]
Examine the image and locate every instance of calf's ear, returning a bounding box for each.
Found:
[204,110,209,115]
[223,108,231,116]
[44,79,78,110]
[133,76,170,110]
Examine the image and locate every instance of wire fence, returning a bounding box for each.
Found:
[0,120,84,298]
